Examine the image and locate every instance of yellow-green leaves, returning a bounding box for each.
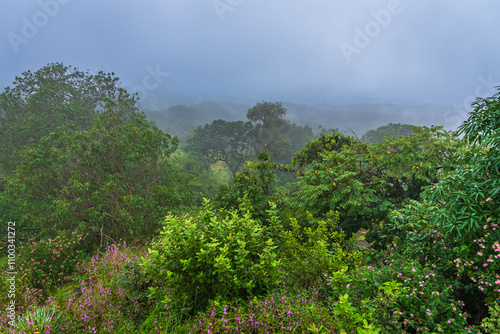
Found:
[146,199,281,312]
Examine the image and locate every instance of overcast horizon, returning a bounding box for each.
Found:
[1,1,500,124]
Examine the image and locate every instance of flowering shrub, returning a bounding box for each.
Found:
[320,252,481,333]
[180,286,381,334]
[387,196,499,324]
[0,242,150,333]
[58,242,144,333]
[7,232,89,292]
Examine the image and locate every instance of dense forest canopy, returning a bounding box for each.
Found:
[0,64,499,333]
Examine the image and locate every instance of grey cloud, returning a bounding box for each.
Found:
[1,0,499,107]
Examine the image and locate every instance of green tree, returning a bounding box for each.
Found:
[361,123,416,144]
[380,90,500,321]
[420,88,500,238]
[162,151,219,206]
[286,127,459,239]
[3,104,178,246]
[0,62,137,175]
[212,152,280,224]
[185,119,256,178]
[286,123,316,158]
[246,102,292,163]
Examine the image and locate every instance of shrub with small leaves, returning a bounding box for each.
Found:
[16,232,89,291]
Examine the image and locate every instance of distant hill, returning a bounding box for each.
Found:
[282,102,459,137]
[143,101,249,138]
[143,100,459,139]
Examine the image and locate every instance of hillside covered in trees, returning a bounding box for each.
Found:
[0,64,499,333]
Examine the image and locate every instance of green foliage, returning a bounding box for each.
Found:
[212,151,282,224]
[412,93,500,242]
[382,199,435,254]
[14,232,89,292]
[332,294,381,334]
[246,101,293,163]
[281,211,362,287]
[185,119,256,178]
[378,198,499,326]
[370,125,460,199]
[161,151,219,207]
[481,301,500,333]
[288,133,372,235]
[361,123,415,143]
[0,62,137,175]
[326,256,474,333]
[246,101,287,124]
[3,106,179,244]
[144,199,281,313]
[178,287,381,334]
[286,128,459,242]
[419,89,500,240]
[14,306,63,333]
[398,203,499,302]
[0,196,21,255]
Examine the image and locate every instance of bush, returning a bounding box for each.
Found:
[178,285,381,334]
[52,242,143,333]
[14,232,89,292]
[144,199,282,312]
[280,210,362,287]
[212,151,281,225]
[481,301,500,333]
[322,255,475,333]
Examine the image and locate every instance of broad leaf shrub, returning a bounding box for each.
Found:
[144,199,282,313]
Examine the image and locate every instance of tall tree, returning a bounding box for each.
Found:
[286,126,460,239]
[0,62,137,174]
[185,119,256,178]
[361,123,416,144]
[3,104,178,245]
[246,102,292,163]
[420,88,500,238]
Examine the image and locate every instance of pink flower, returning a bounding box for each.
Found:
[486,198,491,202]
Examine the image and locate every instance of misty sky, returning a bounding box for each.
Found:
[1,1,500,107]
